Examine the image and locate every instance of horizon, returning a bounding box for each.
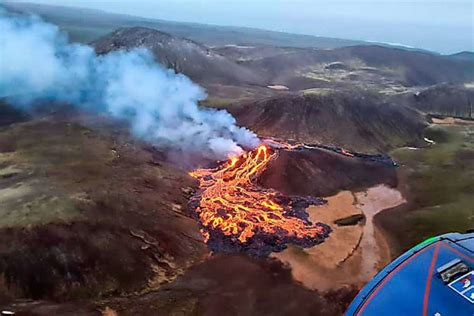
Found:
[4,0,473,54]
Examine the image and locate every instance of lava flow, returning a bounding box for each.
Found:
[190,145,331,256]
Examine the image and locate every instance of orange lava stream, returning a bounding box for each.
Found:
[190,145,326,243]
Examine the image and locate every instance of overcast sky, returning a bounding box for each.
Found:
[6,0,474,53]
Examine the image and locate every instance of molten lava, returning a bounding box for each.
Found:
[190,145,330,254]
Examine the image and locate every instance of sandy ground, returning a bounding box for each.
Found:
[431,117,474,125]
[355,185,406,280]
[273,185,405,291]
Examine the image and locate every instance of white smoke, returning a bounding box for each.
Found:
[0,9,260,160]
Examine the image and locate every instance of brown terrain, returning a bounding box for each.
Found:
[259,147,398,196]
[1,3,474,315]
[0,107,207,303]
[273,185,403,292]
[0,103,403,315]
[232,93,428,153]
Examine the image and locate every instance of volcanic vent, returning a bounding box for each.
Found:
[190,145,331,257]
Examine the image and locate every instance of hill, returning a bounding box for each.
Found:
[234,45,474,89]
[449,51,474,61]
[0,105,207,301]
[93,27,264,85]
[259,147,398,197]
[395,84,474,119]
[0,104,368,313]
[231,92,428,153]
[90,27,474,110]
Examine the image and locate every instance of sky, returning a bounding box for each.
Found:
[5,0,474,53]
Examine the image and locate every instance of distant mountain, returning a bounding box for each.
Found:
[92,25,474,90]
[396,84,474,119]
[93,27,264,85]
[2,1,366,49]
[230,45,474,88]
[338,46,474,86]
[449,51,474,62]
[5,1,473,154]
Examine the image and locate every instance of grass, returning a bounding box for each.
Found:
[380,124,474,251]
[0,121,106,228]
[201,96,242,108]
[409,196,473,240]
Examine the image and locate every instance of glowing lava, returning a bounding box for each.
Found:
[190,145,330,252]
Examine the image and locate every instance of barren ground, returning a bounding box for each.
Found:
[0,108,363,315]
[1,105,469,316]
[272,185,404,292]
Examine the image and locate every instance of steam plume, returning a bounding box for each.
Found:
[0,9,260,160]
